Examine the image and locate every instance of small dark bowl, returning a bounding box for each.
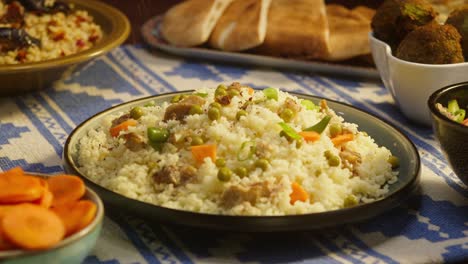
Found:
[428,82,468,186]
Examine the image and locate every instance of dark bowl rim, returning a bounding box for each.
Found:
[63,90,421,231]
[0,172,104,259]
[0,0,130,73]
[428,81,468,131]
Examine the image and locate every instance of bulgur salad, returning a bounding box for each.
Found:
[76,83,399,216]
[0,0,102,64]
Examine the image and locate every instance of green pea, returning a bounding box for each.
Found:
[263,87,278,101]
[344,195,358,207]
[228,88,240,98]
[236,110,247,120]
[329,124,342,138]
[215,158,226,167]
[149,141,163,151]
[388,155,399,169]
[217,167,232,182]
[234,167,248,178]
[217,84,227,90]
[280,108,295,122]
[208,107,221,121]
[130,106,144,120]
[215,85,227,96]
[255,159,269,170]
[191,136,204,146]
[189,105,203,115]
[325,150,340,167]
[296,139,303,149]
[171,95,181,103]
[147,127,169,143]
[210,102,222,109]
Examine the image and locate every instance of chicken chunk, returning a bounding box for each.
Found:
[163,95,205,121]
[153,165,197,186]
[220,182,271,209]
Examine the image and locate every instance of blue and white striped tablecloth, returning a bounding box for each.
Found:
[0,45,467,264]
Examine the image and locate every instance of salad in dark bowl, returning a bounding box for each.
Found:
[428,82,468,186]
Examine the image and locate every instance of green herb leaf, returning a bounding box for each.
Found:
[237,141,256,161]
[194,92,208,98]
[304,115,331,134]
[301,99,319,111]
[278,122,301,140]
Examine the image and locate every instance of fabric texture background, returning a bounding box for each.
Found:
[0,45,466,264]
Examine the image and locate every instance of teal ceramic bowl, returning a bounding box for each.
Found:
[0,173,104,264]
[63,91,420,232]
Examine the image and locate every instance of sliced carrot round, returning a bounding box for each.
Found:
[52,200,97,236]
[2,204,65,250]
[0,227,15,251]
[47,175,85,207]
[0,173,44,204]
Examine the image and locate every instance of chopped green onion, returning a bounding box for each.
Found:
[454,109,466,123]
[194,92,208,98]
[304,115,331,134]
[278,122,301,140]
[144,101,156,107]
[237,141,256,161]
[263,87,278,101]
[301,99,320,111]
[448,99,460,114]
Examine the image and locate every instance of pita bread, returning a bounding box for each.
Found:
[161,0,233,47]
[254,0,330,59]
[209,0,272,51]
[325,4,375,61]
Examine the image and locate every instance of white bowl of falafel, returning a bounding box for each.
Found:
[369,0,468,126]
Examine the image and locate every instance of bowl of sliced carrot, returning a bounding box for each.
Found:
[0,167,104,264]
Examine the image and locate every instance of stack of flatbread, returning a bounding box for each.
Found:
[160,0,375,62]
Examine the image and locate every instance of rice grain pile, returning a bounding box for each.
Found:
[76,83,398,216]
[0,0,102,64]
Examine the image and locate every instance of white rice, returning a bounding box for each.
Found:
[0,1,102,64]
[76,84,398,216]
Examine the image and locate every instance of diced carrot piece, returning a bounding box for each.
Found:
[290,182,309,205]
[47,175,85,207]
[247,87,254,95]
[52,200,97,236]
[299,131,321,142]
[0,168,44,204]
[109,119,138,137]
[191,144,217,165]
[1,204,65,250]
[331,133,354,146]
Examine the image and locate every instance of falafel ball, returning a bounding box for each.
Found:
[371,0,437,48]
[396,23,464,64]
[446,5,468,59]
